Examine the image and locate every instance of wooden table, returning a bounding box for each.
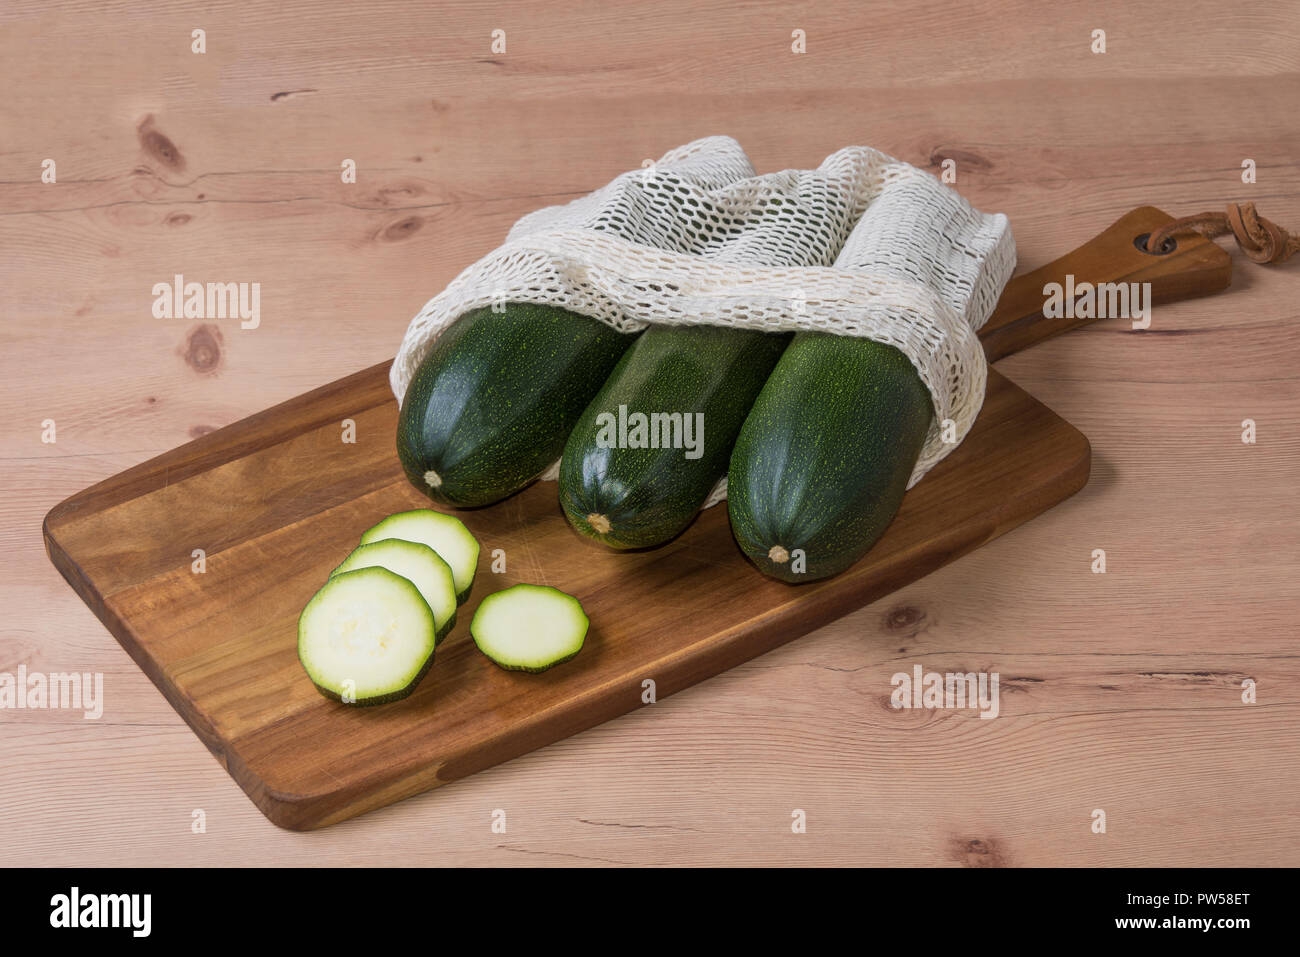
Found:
[2,0,1296,866]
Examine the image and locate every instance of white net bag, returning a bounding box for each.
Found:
[391,136,1015,499]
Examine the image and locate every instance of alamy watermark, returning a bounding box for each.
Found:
[890,665,999,719]
[152,274,260,329]
[594,405,704,460]
[50,887,150,937]
[0,665,103,719]
[1044,275,1152,330]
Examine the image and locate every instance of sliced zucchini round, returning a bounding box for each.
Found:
[331,539,458,643]
[470,584,588,673]
[298,566,436,705]
[360,509,479,604]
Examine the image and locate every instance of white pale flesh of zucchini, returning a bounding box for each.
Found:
[360,510,479,603]
[471,584,588,673]
[298,567,436,703]
[331,539,457,642]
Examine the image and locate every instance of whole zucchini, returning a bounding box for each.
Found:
[397,303,636,507]
[559,324,790,548]
[727,332,934,582]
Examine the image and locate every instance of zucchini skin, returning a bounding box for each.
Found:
[559,325,790,549]
[308,653,436,707]
[727,332,934,582]
[397,304,635,508]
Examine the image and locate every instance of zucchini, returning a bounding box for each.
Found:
[727,332,934,582]
[298,566,437,705]
[396,303,636,507]
[359,509,479,604]
[559,324,790,548]
[470,584,588,673]
[331,539,458,643]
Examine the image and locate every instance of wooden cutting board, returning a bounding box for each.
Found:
[43,207,1230,829]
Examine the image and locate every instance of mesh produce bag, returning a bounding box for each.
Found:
[391,136,1015,499]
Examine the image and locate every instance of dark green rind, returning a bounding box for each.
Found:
[480,648,582,675]
[559,325,791,549]
[397,303,636,508]
[308,651,436,706]
[727,332,934,583]
[435,611,457,643]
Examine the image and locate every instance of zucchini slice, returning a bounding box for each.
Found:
[298,566,437,705]
[331,539,458,643]
[470,584,588,673]
[360,509,479,604]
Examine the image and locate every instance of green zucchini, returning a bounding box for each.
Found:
[359,509,479,604]
[727,332,934,583]
[298,566,437,705]
[471,584,588,673]
[396,303,636,508]
[559,324,790,548]
[330,539,458,643]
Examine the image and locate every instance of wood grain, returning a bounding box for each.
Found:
[35,203,1224,829]
[980,206,1232,362]
[43,364,1088,829]
[3,0,1297,862]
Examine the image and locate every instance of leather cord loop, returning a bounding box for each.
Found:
[1145,202,1300,264]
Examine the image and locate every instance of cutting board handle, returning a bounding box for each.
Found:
[979,205,1233,362]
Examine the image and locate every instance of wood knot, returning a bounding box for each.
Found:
[137,115,186,171]
[883,605,925,632]
[379,216,424,242]
[928,146,992,173]
[181,323,223,375]
[165,211,192,227]
[952,837,1008,867]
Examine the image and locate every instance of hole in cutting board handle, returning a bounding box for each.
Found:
[1134,232,1177,255]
